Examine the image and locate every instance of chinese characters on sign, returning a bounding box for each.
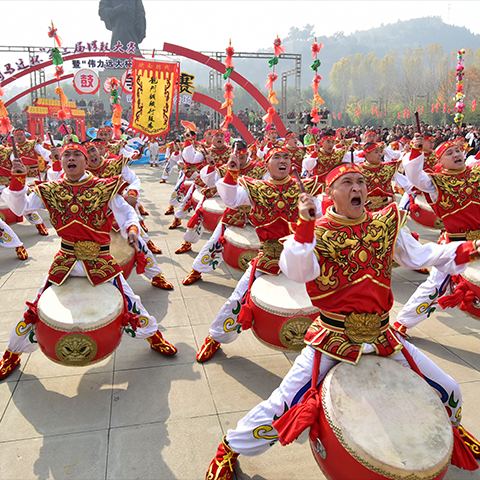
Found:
[73,69,100,95]
[179,72,195,95]
[129,59,179,140]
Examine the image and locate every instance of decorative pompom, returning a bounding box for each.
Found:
[311,127,320,136]
[310,108,320,124]
[48,25,63,48]
[223,82,235,100]
[0,99,8,117]
[220,115,233,129]
[265,73,278,90]
[0,116,12,135]
[225,46,235,69]
[268,90,279,105]
[262,106,276,124]
[311,42,324,58]
[55,87,68,105]
[268,56,279,68]
[273,36,286,57]
[311,75,322,93]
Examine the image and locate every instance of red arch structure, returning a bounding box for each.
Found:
[192,92,254,143]
[163,43,287,137]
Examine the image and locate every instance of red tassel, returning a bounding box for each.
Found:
[221,115,233,129]
[186,209,202,228]
[225,46,235,68]
[438,276,475,311]
[238,300,254,330]
[265,73,278,90]
[452,426,479,470]
[123,312,140,331]
[24,301,39,325]
[0,116,12,135]
[262,106,276,124]
[135,251,148,275]
[273,37,285,57]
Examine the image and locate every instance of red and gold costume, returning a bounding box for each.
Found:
[359,160,400,211]
[303,148,348,184]
[284,144,305,171]
[0,145,13,186]
[32,173,128,286]
[423,151,437,174]
[16,140,46,177]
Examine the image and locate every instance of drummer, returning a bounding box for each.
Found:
[182,140,268,285]
[0,143,177,380]
[195,146,323,362]
[206,162,480,479]
[393,135,480,336]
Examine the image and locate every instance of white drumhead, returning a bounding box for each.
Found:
[38,277,124,331]
[415,194,434,213]
[250,273,319,316]
[203,196,226,214]
[192,188,204,204]
[463,260,480,286]
[324,356,452,478]
[110,231,135,266]
[224,225,261,249]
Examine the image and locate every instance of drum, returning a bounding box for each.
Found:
[202,196,226,232]
[451,261,480,321]
[110,230,136,279]
[223,224,261,271]
[0,198,22,224]
[311,356,452,480]
[36,277,125,366]
[192,188,203,209]
[410,194,444,230]
[249,273,319,352]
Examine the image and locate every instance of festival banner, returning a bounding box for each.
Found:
[128,58,179,140]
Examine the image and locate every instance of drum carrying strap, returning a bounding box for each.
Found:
[401,344,479,470]
[272,350,322,446]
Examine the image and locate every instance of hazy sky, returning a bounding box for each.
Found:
[1,0,479,53]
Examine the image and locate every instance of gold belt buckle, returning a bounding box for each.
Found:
[73,240,101,261]
[367,196,387,210]
[344,312,382,344]
[262,239,283,259]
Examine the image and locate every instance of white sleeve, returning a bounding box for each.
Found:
[279,235,320,283]
[120,145,136,159]
[403,151,437,201]
[302,154,316,173]
[394,226,469,274]
[35,143,52,162]
[182,144,205,164]
[110,194,140,238]
[1,186,45,215]
[200,165,219,187]
[121,166,141,192]
[216,179,252,208]
[383,146,401,161]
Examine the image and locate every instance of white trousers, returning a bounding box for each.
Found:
[191,222,225,273]
[226,342,462,456]
[0,219,23,249]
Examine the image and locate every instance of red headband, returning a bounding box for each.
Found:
[98,127,113,133]
[61,143,88,158]
[285,132,296,141]
[93,139,106,146]
[211,129,224,136]
[265,146,289,162]
[321,135,335,141]
[435,141,457,160]
[423,135,434,141]
[236,147,248,155]
[325,163,362,188]
[363,143,381,155]
[83,141,96,149]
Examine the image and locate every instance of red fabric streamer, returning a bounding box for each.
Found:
[273,37,285,57]
[265,73,278,90]
[225,46,235,68]
[220,115,233,129]
[135,251,148,275]
[122,312,140,331]
[311,42,324,58]
[48,26,63,48]
[0,86,4,96]
[438,275,475,311]
[310,108,320,124]
[24,301,39,325]
[0,116,12,135]
[310,75,322,93]
[262,106,276,124]
[452,427,479,470]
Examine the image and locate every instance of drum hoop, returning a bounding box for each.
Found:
[321,363,452,480]
[251,329,305,353]
[44,346,118,367]
[224,226,262,249]
[203,197,226,214]
[250,293,319,317]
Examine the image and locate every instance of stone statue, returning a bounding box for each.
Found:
[99,0,146,53]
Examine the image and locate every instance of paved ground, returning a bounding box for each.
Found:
[0,165,479,480]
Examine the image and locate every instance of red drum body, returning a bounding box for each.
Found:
[451,262,480,321]
[249,273,319,352]
[409,194,444,230]
[110,230,136,279]
[223,225,261,271]
[202,196,226,232]
[36,277,125,366]
[0,198,23,224]
[192,188,203,209]
[311,356,452,480]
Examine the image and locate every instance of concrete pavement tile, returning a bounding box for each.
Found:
[0,372,113,441]
[139,297,190,328]
[417,310,480,338]
[0,380,13,419]
[3,269,48,290]
[437,333,480,371]
[110,362,210,427]
[23,348,115,379]
[0,287,43,305]
[107,417,223,480]
[0,430,108,480]
[178,277,235,299]
[407,337,480,383]
[0,269,14,288]
[113,326,197,370]
[456,380,480,441]
[184,295,232,326]
[204,354,293,414]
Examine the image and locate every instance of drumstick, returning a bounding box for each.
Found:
[48,132,55,147]
[9,132,19,159]
[292,166,316,219]
[415,112,421,134]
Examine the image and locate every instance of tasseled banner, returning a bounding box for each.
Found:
[268,90,279,105]
[265,73,278,91]
[55,87,68,105]
[452,426,479,471]
[311,75,322,93]
[310,108,320,124]
[272,350,322,446]
[263,107,276,124]
[274,36,285,57]
[135,251,148,275]
[438,276,475,311]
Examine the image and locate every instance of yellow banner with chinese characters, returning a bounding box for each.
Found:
[129,59,179,140]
